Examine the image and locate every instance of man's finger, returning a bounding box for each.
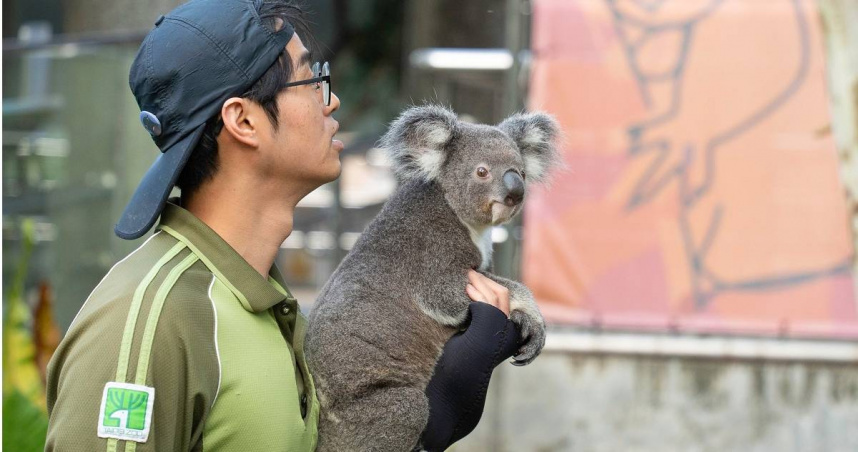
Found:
[468,271,509,316]
[466,284,489,304]
[481,277,510,315]
[468,271,498,305]
[467,283,503,314]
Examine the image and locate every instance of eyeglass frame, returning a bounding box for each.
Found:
[207,62,331,136]
[281,61,331,106]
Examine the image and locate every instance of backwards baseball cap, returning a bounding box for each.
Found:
[115,0,294,240]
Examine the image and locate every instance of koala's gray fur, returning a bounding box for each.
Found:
[305,105,562,451]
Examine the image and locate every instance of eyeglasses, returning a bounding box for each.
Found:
[282,61,331,106]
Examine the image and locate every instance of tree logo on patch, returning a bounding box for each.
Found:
[97,382,155,443]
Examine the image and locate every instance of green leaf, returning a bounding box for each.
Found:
[3,390,48,451]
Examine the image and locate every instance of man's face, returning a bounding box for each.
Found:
[256,35,342,189]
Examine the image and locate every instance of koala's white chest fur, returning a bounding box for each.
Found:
[465,223,493,271]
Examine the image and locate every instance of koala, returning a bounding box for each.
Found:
[305,104,561,451]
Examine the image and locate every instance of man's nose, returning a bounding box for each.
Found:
[327,92,341,114]
[503,170,525,207]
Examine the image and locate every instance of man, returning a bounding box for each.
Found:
[46,0,520,450]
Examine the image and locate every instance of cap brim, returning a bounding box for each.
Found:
[115,124,206,240]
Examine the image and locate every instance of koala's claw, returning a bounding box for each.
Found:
[512,357,529,367]
[509,309,546,366]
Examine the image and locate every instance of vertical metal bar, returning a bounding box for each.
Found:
[503,0,524,116]
[495,0,526,281]
[331,178,345,272]
[491,5,525,451]
[20,22,53,102]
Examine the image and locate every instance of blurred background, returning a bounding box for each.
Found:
[3,0,857,450]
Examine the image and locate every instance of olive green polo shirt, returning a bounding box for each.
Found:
[46,201,319,451]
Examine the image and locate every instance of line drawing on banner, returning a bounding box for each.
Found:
[606,0,852,309]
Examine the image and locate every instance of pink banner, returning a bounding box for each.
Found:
[524,0,857,338]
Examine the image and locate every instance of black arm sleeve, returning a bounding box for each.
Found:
[421,302,522,451]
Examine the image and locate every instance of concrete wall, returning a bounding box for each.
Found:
[453,333,858,452]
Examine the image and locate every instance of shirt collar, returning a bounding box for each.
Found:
[155,199,295,313]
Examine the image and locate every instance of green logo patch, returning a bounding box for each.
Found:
[97,382,155,442]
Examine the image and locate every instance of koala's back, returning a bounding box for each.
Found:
[306,181,477,409]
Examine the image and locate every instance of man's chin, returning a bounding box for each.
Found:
[303,163,341,189]
[323,163,342,184]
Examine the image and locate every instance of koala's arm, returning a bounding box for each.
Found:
[421,302,521,451]
[484,273,546,366]
[414,270,474,328]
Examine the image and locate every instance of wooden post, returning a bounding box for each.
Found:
[819,0,858,303]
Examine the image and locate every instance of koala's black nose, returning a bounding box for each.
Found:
[503,170,525,207]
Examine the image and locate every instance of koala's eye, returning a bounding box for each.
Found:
[476,167,489,178]
[521,170,526,180]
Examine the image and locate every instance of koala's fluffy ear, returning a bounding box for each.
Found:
[379,105,457,183]
[498,112,562,184]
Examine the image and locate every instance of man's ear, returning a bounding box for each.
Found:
[379,104,457,183]
[497,112,563,184]
[220,97,261,148]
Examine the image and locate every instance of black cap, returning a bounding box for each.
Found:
[115,0,294,240]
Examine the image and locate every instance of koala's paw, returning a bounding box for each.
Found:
[509,309,546,366]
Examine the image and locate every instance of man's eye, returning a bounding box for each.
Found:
[314,82,322,90]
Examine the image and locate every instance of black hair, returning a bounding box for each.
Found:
[176,0,316,199]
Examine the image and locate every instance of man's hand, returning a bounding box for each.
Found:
[466,269,510,317]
